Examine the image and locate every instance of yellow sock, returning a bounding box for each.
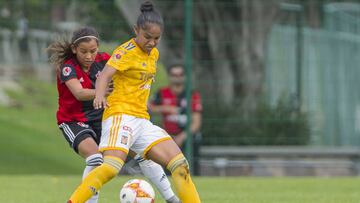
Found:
[68,156,124,203]
[167,153,201,203]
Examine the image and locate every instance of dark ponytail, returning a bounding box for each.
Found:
[136,1,164,30]
[47,26,99,71]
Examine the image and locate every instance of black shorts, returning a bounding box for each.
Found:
[58,121,101,153]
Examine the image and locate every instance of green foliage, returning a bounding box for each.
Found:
[80,0,131,41]
[0,176,360,203]
[0,78,83,174]
[0,0,130,41]
[202,97,310,145]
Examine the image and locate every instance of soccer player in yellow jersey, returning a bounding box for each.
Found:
[67,1,201,203]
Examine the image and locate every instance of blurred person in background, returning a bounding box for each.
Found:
[47,26,180,203]
[67,1,201,203]
[150,64,203,175]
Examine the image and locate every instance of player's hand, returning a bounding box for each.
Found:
[93,96,108,109]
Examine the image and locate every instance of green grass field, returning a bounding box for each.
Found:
[0,175,360,203]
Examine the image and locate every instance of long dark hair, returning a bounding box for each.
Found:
[137,1,164,31]
[47,26,99,71]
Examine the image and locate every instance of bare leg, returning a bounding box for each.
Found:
[146,139,182,166]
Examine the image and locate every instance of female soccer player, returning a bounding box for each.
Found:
[48,27,109,203]
[67,1,201,203]
[47,26,180,203]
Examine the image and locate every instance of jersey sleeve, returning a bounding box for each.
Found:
[191,91,202,112]
[59,65,77,82]
[106,48,130,72]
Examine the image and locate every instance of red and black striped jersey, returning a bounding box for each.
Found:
[56,52,110,124]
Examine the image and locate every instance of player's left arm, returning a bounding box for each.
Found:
[175,114,201,146]
[65,79,95,101]
[174,92,202,146]
[190,112,202,134]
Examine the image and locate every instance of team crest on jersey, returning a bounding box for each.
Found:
[79,77,84,83]
[121,135,128,145]
[140,84,151,90]
[112,50,126,60]
[114,53,121,60]
[62,66,72,76]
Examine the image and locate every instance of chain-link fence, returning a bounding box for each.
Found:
[1,0,360,147]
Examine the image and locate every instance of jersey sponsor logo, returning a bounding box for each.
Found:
[139,72,155,81]
[140,84,151,90]
[167,114,187,125]
[77,122,89,128]
[122,125,133,133]
[62,66,72,76]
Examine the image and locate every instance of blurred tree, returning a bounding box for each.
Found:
[0,0,129,40]
[114,0,323,145]
[117,0,282,111]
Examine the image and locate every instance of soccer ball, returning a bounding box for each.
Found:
[119,179,155,203]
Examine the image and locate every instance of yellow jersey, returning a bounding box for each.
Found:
[103,38,158,120]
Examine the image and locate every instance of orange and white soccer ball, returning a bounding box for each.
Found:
[119,179,155,203]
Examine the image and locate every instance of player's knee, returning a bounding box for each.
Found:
[103,156,125,175]
[85,153,103,166]
[167,154,189,176]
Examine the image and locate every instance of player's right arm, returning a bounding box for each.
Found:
[60,65,95,101]
[93,64,116,109]
[65,79,95,101]
[93,46,131,109]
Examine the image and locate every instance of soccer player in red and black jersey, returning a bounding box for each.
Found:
[48,27,180,203]
[150,64,203,175]
[48,27,111,203]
